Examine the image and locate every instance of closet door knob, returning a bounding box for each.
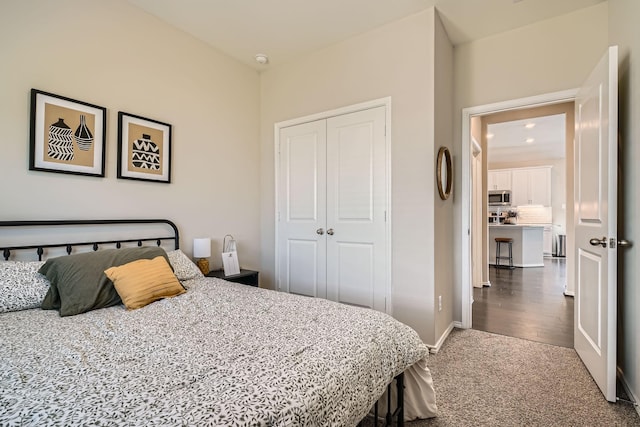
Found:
[327,228,334,235]
[316,228,324,235]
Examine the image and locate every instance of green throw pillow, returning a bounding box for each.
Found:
[39,247,170,317]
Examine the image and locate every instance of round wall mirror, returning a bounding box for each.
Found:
[437,146,452,200]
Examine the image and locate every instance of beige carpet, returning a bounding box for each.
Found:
[369,328,639,426]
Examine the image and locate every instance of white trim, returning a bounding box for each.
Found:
[564,288,575,297]
[460,89,578,329]
[274,97,393,314]
[482,281,491,287]
[427,322,455,354]
[276,97,392,129]
[490,263,545,268]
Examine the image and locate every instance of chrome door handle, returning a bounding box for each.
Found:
[327,228,334,235]
[618,239,632,248]
[316,228,324,235]
[589,237,607,248]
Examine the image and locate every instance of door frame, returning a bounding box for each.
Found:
[460,89,577,328]
[274,97,393,313]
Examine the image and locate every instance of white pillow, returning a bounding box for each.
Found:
[166,249,204,281]
[0,261,50,313]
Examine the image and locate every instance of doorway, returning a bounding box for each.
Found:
[472,103,575,347]
[460,89,578,330]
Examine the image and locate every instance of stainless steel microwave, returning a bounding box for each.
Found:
[488,190,512,206]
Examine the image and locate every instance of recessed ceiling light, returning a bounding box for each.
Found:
[526,138,535,143]
[486,133,494,139]
[525,123,536,129]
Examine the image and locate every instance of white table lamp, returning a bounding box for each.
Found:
[193,238,211,275]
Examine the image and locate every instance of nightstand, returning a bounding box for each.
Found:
[206,269,259,287]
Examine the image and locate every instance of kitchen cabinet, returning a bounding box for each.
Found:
[487,170,511,191]
[511,166,551,206]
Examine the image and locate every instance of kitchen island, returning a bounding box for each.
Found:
[489,224,544,267]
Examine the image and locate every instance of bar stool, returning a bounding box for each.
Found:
[495,237,514,269]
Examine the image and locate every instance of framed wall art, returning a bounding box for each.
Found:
[117,112,172,183]
[29,89,106,177]
[437,146,453,200]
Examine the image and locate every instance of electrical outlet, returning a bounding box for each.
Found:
[438,295,442,312]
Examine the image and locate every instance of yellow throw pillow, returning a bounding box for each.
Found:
[104,256,185,310]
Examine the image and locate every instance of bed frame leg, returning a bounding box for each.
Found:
[385,372,405,426]
[362,372,405,427]
[396,372,404,427]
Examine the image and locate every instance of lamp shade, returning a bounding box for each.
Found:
[193,238,211,258]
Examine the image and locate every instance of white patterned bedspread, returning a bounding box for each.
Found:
[0,277,429,426]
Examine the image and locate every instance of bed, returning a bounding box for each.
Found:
[0,220,437,426]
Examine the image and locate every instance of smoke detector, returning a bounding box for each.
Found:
[255,54,269,65]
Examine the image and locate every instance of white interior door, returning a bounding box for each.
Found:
[277,120,327,298]
[574,46,618,402]
[277,104,388,311]
[326,107,387,311]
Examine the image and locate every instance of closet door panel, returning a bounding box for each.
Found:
[334,123,374,220]
[326,106,387,311]
[335,242,374,308]
[277,120,327,298]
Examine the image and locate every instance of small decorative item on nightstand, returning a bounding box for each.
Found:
[193,238,211,275]
[221,234,240,276]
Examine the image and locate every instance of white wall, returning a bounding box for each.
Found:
[260,9,447,344]
[0,0,261,270]
[452,3,609,320]
[433,12,455,342]
[609,0,640,411]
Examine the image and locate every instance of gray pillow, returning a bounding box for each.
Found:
[39,247,170,317]
[166,249,204,282]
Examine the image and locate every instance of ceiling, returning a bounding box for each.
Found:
[487,114,566,164]
[126,0,605,69]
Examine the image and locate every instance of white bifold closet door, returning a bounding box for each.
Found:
[277,106,388,312]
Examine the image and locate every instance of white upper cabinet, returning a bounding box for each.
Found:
[487,170,512,191]
[510,166,552,206]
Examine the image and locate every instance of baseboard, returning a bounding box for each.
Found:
[617,366,640,415]
[490,263,544,268]
[482,281,491,287]
[563,287,575,297]
[427,322,455,354]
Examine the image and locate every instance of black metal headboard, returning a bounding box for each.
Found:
[0,219,179,261]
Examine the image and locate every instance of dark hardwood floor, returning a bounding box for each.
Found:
[472,258,574,348]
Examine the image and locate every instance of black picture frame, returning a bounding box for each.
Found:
[117,112,172,183]
[29,89,106,177]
